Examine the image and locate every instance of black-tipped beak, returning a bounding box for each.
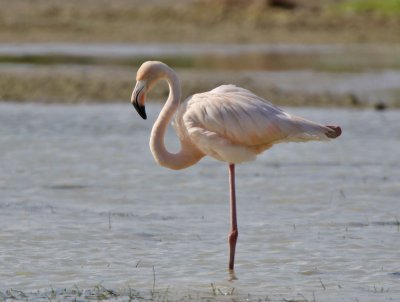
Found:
[132,101,147,120]
[131,81,147,120]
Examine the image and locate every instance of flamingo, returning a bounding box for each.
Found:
[131,61,341,271]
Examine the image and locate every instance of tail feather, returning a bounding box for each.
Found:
[284,115,342,142]
[325,125,342,139]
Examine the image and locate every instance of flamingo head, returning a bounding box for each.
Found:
[131,61,172,120]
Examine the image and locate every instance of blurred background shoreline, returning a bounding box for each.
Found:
[1,0,399,108]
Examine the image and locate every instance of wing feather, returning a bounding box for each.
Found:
[173,85,333,163]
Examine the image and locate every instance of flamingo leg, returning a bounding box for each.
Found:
[228,163,238,271]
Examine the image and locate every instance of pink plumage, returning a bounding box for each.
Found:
[131,61,342,271]
[174,84,340,164]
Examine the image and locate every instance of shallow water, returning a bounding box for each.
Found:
[0,42,363,57]
[0,103,399,301]
[1,42,400,72]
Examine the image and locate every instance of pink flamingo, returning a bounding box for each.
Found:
[131,61,341,271]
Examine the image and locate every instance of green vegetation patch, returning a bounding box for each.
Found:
[339,0,400,15]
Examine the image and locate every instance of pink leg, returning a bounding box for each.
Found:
[228,163,238,271]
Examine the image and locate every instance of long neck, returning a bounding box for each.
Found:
[149,70,203,170]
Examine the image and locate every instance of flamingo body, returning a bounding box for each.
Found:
[174,84,339,164]
[131,61,341,271]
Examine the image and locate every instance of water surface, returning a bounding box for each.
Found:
[0,103,399,301]
[1,42,399,72]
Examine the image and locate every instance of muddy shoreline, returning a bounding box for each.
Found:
[1,63,398,109]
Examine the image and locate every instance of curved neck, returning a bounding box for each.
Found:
[149,70,203,170]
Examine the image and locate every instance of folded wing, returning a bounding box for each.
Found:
[173,85,338,163]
